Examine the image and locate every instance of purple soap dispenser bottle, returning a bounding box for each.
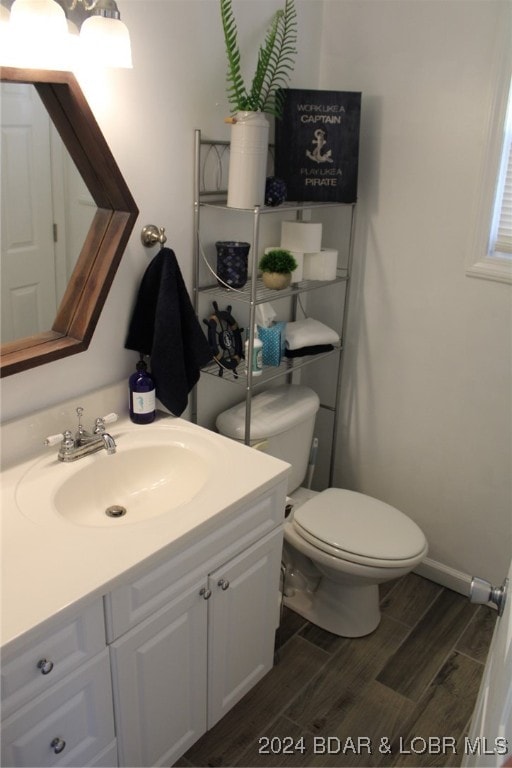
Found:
[129,355,156,424]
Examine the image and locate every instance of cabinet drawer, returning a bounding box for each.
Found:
[1,599,105,719]
[1,649,115,768]
[105,482,286,641]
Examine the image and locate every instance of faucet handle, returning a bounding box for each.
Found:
[45,431,74,453]
[93,412,118,434]
[45,433,65,446]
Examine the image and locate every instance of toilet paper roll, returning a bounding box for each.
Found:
[303,249,338,281]
[280,221,322,253]
[265,246,304,283]
[289,250,304,282]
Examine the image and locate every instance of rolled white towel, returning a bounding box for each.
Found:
[285,318,340,350]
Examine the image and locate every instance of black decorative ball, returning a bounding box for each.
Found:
[265,177,287,207]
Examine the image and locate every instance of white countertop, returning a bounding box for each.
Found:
[1,413,289,650]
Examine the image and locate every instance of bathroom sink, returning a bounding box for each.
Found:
[53,444,209,526]
[15,422,222,527]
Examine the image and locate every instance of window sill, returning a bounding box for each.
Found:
[466,254,512,285]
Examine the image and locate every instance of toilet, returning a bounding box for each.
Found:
[216,384,428,638]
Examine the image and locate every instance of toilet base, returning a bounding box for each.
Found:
[283,580,381,638]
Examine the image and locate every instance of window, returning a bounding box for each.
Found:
[467,55,512,284]
[489,78,512,260]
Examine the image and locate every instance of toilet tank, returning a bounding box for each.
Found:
[216,385,320,493]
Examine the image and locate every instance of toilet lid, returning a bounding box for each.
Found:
[293,488,427,564]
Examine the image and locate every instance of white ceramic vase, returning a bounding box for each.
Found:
[227,111,269,209]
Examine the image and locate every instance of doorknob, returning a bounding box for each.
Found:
[469,576,508,616]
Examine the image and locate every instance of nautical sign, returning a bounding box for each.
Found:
[275,89,361,203]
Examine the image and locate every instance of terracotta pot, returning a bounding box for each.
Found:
[262,272,291,290]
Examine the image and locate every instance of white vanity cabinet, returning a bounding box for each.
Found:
[1,408,288,768]
[107,488,285,768]
[1,600,117,768]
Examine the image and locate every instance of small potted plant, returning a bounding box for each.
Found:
[259,248,298,290]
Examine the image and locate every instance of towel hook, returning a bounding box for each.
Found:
[141,224,167,248]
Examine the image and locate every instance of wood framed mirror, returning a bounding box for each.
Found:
[0,67,139,376]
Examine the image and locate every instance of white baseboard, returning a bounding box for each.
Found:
[414,557,472,597]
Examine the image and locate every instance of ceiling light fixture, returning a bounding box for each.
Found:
[6,0,71,69]
[68,0,132,68]
[1,0,132,70]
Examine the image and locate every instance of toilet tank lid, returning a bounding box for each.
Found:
[216,385,320,440]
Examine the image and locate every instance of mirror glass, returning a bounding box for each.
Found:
[0,67,138,376]
[1,82,96,343]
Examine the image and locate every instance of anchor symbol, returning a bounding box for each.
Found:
[306,129,334,164]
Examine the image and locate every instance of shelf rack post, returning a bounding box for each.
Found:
[243,204,262,445]
[191,129,202,425]
[328,202,357,486]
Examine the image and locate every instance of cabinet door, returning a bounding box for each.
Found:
[208,527,283,727]
[110,580,207,768]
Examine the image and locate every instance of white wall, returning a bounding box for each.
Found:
[0,0,323,422]
[313,0,512,585]
[1,0,510,587]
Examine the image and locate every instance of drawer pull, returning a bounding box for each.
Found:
[50,737,66,754]
[217,578,230,590]
[199,587,211,600]
[37,658,54,675]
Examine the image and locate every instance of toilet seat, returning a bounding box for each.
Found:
[293,488,427,568]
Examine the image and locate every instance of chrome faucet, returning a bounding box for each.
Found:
[45,407,118,462]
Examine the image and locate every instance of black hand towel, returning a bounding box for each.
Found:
[284,344,334,358]
[125,248,212,416]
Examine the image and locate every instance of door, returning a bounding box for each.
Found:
[463,560,511,767]
[1,83,57,342]
[50,126,96,301]
[1,82,96,342]
[1,82,58,342]
[207,527,283,727]
[110,580,207,768]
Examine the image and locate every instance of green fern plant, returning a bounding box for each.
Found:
[220,0,297,118]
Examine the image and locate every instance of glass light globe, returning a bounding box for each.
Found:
[0,5,12,66]
[9,0,71,69]
[79,15,132,69]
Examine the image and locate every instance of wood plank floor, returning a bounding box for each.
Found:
[180,573,497,768]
